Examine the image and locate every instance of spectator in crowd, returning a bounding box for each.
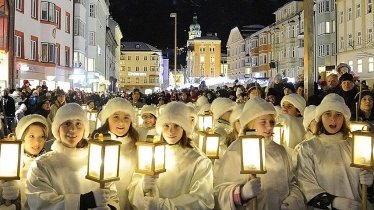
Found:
[337,73,358,119]
[324,73,339,94]
[34,99,51,118]
[0,88,15,135]
[296,82,304,97]
[354,90,374,121]
[130,88,145,108]
[47,89,66,123]
[137,104,157,141]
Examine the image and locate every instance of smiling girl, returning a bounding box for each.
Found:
[92,97,139,210]
[214,97,306,210]
[297,93,373,210]
[128,102,214,210]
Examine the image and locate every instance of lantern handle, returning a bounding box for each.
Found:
[93,133,105,141]
[6,133,17,141]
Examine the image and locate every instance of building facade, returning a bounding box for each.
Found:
[15,0,73,90]
[248,26,272,79]
[226,26,246,79]
[271,0,304,81]
[119,42,162,92]
[336,0,374,86]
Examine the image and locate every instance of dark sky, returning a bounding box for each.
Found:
[109,0,290,49]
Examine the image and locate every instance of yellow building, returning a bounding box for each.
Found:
[186,35,221,81]
[119,42,162,92]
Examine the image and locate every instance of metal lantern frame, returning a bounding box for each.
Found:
[87,110,98,122]
[239,134,267,175]
[272,124,284,145]
[350,121,371,132]
[0,134,23,181]
[198,131,220,159]
[86,134,122,188]
[351,130,374,170]
[197,111,213,132]
[81,104,88,110]
[135,141,166,176]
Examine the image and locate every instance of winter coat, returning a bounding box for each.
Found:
[214,138,306,210]
[213,119,233,159]
[137,127,156,142]
[108,132,137,210]
[128,144,214,210]
[26,140,120,210]
[297,133,373,209]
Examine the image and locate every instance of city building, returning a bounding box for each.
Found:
[119,42,163,92]
[186,33,221,83]
[73,0,112,92]
[271,0,304,82]
[15,0,74,90]
[315,0,337,77]
[248,26,271,79]
[0,0,13,89]
[336,0,374,86]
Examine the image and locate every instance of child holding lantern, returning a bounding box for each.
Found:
[214,97,306,210]
[0,114,49,210]
[92,97,139,210]
[26,103,119,209]
[138,105,158,141]
[128,101,214,210]
[297,93,373,210]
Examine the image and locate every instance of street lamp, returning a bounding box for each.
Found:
[170,12,177,74]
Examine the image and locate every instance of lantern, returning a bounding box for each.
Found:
[272,124,284,145]
[350,121,370,132]
[239,134,266,174]
[351,130,374,169]
[86,134,122,188]
[81,104,88,110]
[197,111,213,132]
[0,134,23,180]
[87,111,98,122]
[198,130,220,159]
[135,139,166,176]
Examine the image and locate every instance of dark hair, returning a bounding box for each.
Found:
[160,130,193,148]
[92,120,139,146]
[76,139,89,148]
[315,118,350,139]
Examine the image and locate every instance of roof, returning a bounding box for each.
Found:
[240,25,265,37]
[194,35,220,40]
[120,42,160,51]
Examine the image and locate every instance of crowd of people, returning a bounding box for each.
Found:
[0,62,373,210]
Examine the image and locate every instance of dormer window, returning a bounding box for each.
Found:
[135,44,140,49]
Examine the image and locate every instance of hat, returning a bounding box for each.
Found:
[100,97,135,123]
[303,105,317,130]
[336,63,351,73]
[339,73,354,83]
[196,95,209,107]
[240,97,276,129]
[16,114,49,140]
[23,80,30,85]
[210,97,236,120]
[230,104,244,125]
[51,103,90,141]
[266,88,279,97]
[280,93,307,116]
[315,93,351,123]
[156,102,192,137]
[140,104,157,118]
[55,89,65,96]
[354,90,374,102]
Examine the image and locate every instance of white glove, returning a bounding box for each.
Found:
[92,188,110,207]
[240,177,261,200]
[281,196,300,210]
[144,196,159,210]
[143,175,158,193]
[92,207,110,210]
[332,197,361,210]
[0,204,16,210]
[2,181,20,200]
[360,170,374,186]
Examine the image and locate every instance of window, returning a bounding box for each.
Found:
[135,67,139,71]
[41,2,55,22]
[369,28,373,43]
[210,47,215,52]
[369,57,374,72]
[74,18,85,37]
[89,4,95,17]
[41,43,55,62]
[144,78,147,83]
[31,40,37,60]
[369,0,373,13]
[200,47,205,52]
[348,60,353,71]
[89,32,95,45]
[210,67,214,76]
[332,20,336,32]
[348,34,353,47]
[55,7,61,29]
[127,56,131,60]
[65,46,70,67]
[340,36,344,49]
[55,44,60,65]
[48,2,55,22]
[65,12,70,33]
[15,36,22,58]
[357,32,362,45]
[15,0,23,12]
[31,0,38,19]
[357,59,362,73]
[340,11,344,23]
[87,58,94,71]
[144,67,147,71]
[356,4,361,18]
[326,44,330,55]
[136,56,139,60]
[348,8,352,20]
[144,56,147,60]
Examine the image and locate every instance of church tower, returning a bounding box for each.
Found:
[188,15,201,40]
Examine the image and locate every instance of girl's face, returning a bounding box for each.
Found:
[108,111,131,137]
[252,114,275,138]
[281,101,300,117]
[162,123,184,145]
[321,110,344,134]
[361,95,374,112]
[142,114,156,128]
[59,120,85,148]
[24,125,46,155]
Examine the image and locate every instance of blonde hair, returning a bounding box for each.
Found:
[21,122,48,142]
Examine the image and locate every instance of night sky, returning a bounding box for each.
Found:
[109,0,291,50]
